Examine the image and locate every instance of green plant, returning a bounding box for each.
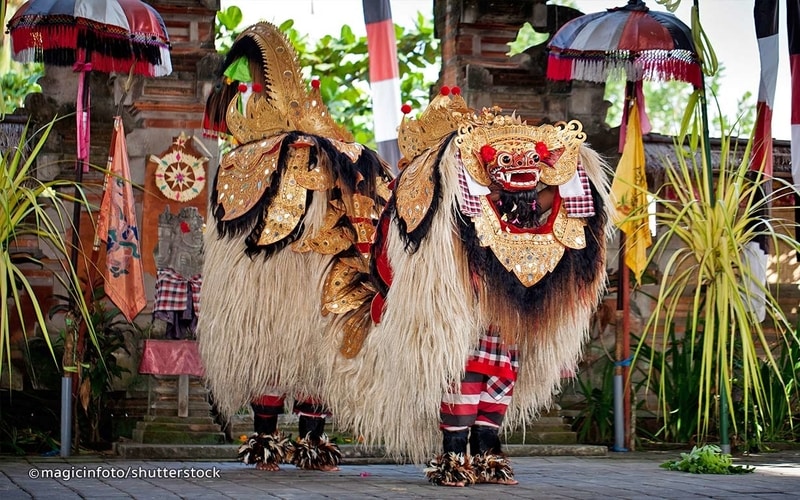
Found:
[49,284,133,446]
[568,355,615,444]
[635,94,800,447]
[660,444,754,474]
[734,331,800,448]
[0,420,59,456]
[634,318,705,444]
[1,117,95,384]
[1,67,43,114]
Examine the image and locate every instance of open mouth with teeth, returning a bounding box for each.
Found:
[490,167,541,192]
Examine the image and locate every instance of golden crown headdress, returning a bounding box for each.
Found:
[397,86,586,185]
[217,22,353,144]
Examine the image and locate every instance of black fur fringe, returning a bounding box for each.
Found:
[458,181,608,312]
[423,452,477,486]
[237,432,293,467]
[290,434,342,470]
[471,453,515,484]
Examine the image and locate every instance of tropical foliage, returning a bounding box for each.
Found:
[0,118,95,383]
[661,444,755,474]
[635,97,800,446]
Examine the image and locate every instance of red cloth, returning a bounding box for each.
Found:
[97,116,147,322]
[138,339,205,376]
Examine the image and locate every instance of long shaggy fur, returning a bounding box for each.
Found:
[200,187,338,417]
[326,144,481,464]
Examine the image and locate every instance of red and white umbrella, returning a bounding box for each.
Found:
[546,0,701,88]
[7,0,172,77]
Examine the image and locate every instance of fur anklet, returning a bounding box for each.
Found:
[237,432,292,467]
[290,433,342,470]
[471,453,515,484]
[424,452,477,486]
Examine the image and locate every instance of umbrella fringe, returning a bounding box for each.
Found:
[553,57,701,87]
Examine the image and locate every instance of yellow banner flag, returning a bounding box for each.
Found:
[611,100,651,283]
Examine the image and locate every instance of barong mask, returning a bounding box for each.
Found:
[394,86,590,287]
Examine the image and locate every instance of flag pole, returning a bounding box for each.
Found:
[362,0,403,173]
[613,81,636,453]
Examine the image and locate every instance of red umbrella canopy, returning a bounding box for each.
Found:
[7,0,172,77]
[547,0,700,87]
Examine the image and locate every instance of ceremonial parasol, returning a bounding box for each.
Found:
[6,0,172,265]
[6,0,172,457]
[546,0,704,452]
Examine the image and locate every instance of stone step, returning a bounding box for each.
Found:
[135,421,222,433]
[503,431,577,445]
[149,400,213,410]
[148,408,213,418]
[151,385,210,396]
[132,429,227,445]
[141,416,220,425]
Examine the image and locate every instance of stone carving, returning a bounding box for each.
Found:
[152,206,204,339]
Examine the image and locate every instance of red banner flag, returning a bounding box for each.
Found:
[788,0,800,254]
[363,0,402,173]
[97,116,146,322]
[751,0,779,177]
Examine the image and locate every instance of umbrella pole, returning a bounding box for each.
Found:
[63,62,92,457]
[613,82,637,453]
[614,232,630,452]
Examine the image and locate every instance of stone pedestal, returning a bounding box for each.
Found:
[135,339,225,444]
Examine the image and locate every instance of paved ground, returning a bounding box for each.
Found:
[1,449,799,499]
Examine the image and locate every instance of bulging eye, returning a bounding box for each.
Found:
[497,152,513,167]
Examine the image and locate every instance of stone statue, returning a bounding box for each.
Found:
[152,206,204,339]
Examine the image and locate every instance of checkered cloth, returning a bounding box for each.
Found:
[467,330,519,399]
[457,164,482,216]
[561,163,595,218]
[154,268,202,316]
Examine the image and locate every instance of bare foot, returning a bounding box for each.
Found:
[439,480,465,487]
[255,462,280,471]
[316,464,340,472]
[480,477,518,485]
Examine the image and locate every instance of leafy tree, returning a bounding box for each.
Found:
[1,1,44,115]
[604,65,755,139]
[213,7,439,149]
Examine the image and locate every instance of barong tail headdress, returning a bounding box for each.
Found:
[203,22,351,143]
[203,21,391,258]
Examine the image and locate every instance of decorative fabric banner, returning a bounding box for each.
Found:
[752,0,779,177]
[611,99,651,283]
[97,116,147,322]
[363,0,402,173]
[788,0,800,254]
